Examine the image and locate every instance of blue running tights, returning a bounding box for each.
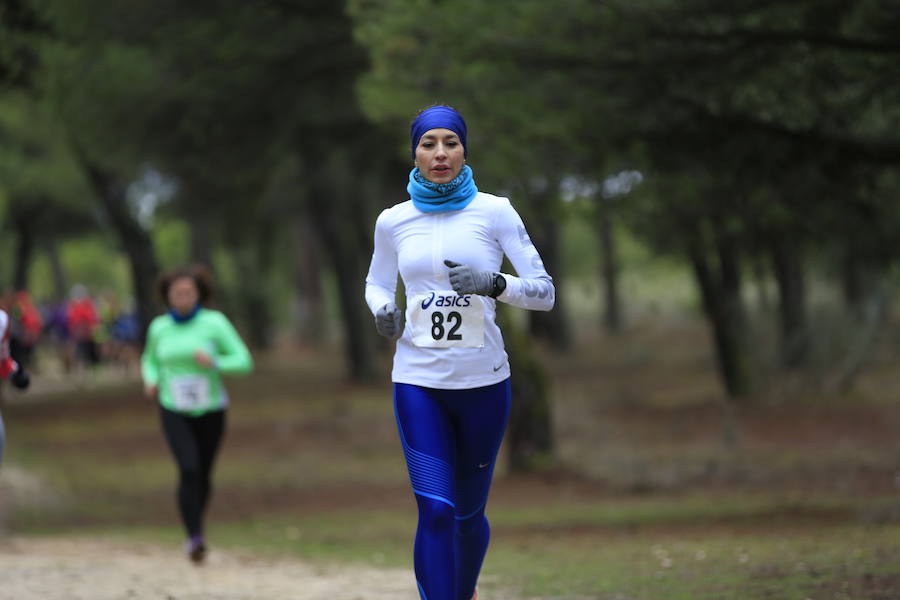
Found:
[394,379,511,600]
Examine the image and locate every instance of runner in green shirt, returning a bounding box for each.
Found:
[141,265,252,563]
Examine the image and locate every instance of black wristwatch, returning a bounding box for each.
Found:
[489,273,507,298]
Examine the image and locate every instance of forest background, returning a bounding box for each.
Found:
[1,2,899,599]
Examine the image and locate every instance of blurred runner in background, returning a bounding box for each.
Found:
[66,284,100,371]
[7,290,43,372]
[0,307,32,467]
[141,265,253,564]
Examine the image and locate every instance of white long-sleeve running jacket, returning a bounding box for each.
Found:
[365,191,555,389]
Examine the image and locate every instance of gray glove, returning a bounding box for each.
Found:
[444,260,495,296]
[375,302,403,339]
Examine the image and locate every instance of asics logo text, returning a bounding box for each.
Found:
[422,293,472,309]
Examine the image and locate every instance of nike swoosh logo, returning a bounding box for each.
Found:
[478,463,490,469]
[493,362,505,372]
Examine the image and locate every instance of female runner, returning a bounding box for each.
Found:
[365,105,555,600]
[141,265,253,563]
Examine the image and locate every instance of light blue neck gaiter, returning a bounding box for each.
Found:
[407,165,478,213]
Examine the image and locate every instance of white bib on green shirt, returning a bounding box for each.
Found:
[169,374,211,412]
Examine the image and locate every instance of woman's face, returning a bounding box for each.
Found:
[414,128,465,184]
[168,277,199,316]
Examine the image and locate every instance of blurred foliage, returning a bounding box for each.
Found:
[27,233,130,297]
[0,0,898,393]
[351,0,900,396]
[350,0,900,268]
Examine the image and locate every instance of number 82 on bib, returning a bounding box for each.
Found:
[407,291,485,348]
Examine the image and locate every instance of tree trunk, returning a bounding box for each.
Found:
[81,162,159,343]
[840,244,866,318]
[597,197,622,333]
[305,174,375,381]
[231,233,274,349]
[500,305,554,472]
[178,179,216,269]
[527,213,571,350]
[771,237,808,369]
[12,209,35,291]
[293,216,325,344]
[188,211,215,269]
[825,280,891,393]
[45,235,68,301]
[687,227,752,399]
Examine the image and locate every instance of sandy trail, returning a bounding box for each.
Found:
[0,537,424,600]
[0,468,513,600]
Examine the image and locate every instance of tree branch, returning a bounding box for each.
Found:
[655,27,900,55]
[667,96,900,165]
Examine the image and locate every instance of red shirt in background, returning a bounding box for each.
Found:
[13,291,43,344]
[67,298,99,342]
[0,309,18,378]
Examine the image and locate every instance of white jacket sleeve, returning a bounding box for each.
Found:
[365,210,399,315]
[494,200,555,311]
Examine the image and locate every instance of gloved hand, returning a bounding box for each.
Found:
[375,302,403,339]
[444,260,495,296]
[10,368,30,390]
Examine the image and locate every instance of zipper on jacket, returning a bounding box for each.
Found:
[432,213,444,280]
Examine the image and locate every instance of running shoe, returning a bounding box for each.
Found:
[186,535,207,564]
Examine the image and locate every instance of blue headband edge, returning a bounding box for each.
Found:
[410,106,468,158]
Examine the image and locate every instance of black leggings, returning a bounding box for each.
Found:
[160,407,226,538]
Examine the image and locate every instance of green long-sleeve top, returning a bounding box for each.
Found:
[141,308,253,416]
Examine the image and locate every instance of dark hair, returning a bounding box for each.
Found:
[158,264,214,307]
[412,102,459,118]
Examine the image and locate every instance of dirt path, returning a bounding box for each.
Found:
[0,537,424,600]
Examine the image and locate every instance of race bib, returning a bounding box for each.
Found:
[407,291,485,348]
[170,374,210,412]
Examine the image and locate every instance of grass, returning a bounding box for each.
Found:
[2,323,899,599]
[489,525,899,600]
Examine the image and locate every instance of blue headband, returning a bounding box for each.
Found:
[410,106,468,158]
